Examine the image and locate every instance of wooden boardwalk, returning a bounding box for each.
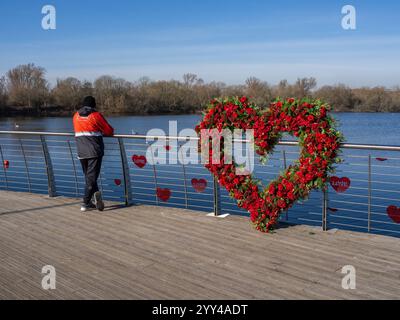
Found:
[0,190,399,300]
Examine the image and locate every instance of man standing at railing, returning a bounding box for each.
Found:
[73,96,114,212]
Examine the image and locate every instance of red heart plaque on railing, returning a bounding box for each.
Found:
[191,178,207,193]
[156,188,171,202]
[132,155,147,168]
[387,206,400,224]
[330,176,351,193]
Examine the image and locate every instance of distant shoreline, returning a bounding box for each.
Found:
[3,64,400,115]
[1,106,399,118]
[0,106,201,118]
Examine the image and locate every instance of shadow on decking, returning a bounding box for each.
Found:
[0,201,81,216]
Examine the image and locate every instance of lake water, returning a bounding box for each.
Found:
[1,113,400,237]
[1,112,400,145]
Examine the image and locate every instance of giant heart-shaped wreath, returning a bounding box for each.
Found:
[195,97,343,232]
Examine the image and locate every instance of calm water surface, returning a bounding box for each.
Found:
[1,113,400,145]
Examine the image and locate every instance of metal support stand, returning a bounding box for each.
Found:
[207,176,229,218]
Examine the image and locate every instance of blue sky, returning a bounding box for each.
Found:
[1,0,400,87]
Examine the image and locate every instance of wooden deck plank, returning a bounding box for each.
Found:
[0,190,400,300]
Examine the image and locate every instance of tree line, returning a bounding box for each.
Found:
[1,63,400,116]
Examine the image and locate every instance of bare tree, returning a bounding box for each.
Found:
[183,73,200,87]
[6,63,49,108]
[273,79,292,98]
[293,77,317,98]
[2,63,400,115]
[0,76,7,108]
[315,84,356,111]
[245,77,272,106]
[352,87,393,112]
[80,80,94,98]
[52,77,83,111]
[94,75,132,113]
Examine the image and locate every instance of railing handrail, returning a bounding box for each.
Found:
[1,130,400,151]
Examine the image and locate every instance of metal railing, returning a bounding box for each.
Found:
[1,130,400,238]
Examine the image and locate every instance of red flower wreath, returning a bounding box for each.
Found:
[195,97,343,232]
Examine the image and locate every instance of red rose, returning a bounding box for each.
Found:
[277,200,287,209]
[305,173,313,181]
[284,181,294,191]
[269,184,276,194]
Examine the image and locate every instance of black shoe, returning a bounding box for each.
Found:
[81,202,96,212]
[93,191,104,211]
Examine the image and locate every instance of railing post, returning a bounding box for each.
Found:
[98,171,105,194]
[212,175,221,216]
[179,147,189,209]
[322,186,328,231]
[282,149,289,221]
[0,145,9,190]
[118,138,133,206]
[40,135,56,197]
[19,138,32,193]
[368,154,372,232]
[148,143,159,205]
[67,140,79,197]
[282,149,287,169]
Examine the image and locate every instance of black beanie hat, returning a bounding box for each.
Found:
[82,96,96,109]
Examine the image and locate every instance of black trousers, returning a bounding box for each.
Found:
[80,157,103,205]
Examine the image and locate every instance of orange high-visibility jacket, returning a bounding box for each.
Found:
[73,106,114,159]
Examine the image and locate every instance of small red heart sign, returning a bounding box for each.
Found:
[387,206,400,224]
[191,178,207,193]
[330,176,351,193]
[114,179,122,186]
[156,188,171,202]
[165,145,171,151]
[3,160,9,169]
[132,155,147,168]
